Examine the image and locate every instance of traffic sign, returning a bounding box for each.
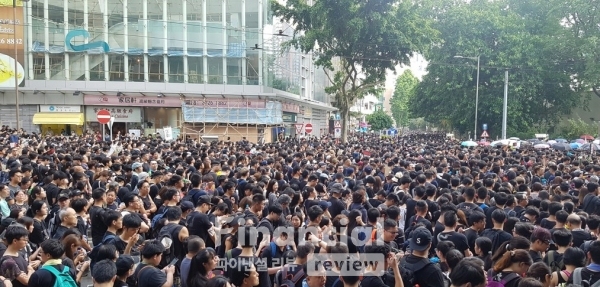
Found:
[97,109,111,124]
[334,128,341,138]
[483,123,488,131]
[481,130,489,138]
[305,123,313,134]
[294,124,303,134]
[334,121,341,128]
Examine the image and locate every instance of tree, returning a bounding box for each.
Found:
[272,0,437,142]
[410,0,581,138]
[366,110,394,131]
[558,118,597,140]
[390,70,418,128]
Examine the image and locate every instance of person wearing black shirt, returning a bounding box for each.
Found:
[465,211,485,255]
[327,183,346,218]
[90,188,109,246]
[115,213,142,255]
[134,240,175,287]
[0,225,34,287]
[529,228,551,263]
[401,227,445,287]
[567,214,592,248]
[361,243,403,287]
[434,212,471,257]
[485,192,508,229]
[481,209,513,255]
[187,195,215,248]
[29,239,77,287]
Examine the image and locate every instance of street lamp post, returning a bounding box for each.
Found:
[12,0,24,130]
[455,55,480,140]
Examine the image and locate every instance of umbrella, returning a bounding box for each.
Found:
[508,137,521,141]
[594,139,600,145]
[575,139,586,144]
[552,143,571,151]
[534,143,550,149]
[580,143,600,151]
[479,141,490,146]
[555,138,568,143]
[581,134,594,140]
[570,142,582,149]
[491,140,508,147]
[461,141,478,147]
[547,140,557,145]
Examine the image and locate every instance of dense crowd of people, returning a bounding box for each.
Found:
[0,127,599,287]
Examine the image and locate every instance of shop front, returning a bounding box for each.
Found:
[84,106,143,136]
[281,102,300,139]
[33,105,84,136]
[83,94,182,136]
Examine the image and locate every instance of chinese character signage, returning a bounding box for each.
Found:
[84,94,182,107]
[0,0,24,88]
[39,105,81,113]
[184,99,266,108]
[84,106,141,123]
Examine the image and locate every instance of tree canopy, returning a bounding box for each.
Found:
[272,0,436,142]
[391,70,419,128]
[410,0,582,139]
[366,110,394,131]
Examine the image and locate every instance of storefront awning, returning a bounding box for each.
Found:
[32,113,84,125]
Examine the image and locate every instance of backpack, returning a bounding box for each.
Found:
[573,267,600,287]
[157,224,177,269]
[545,250,565,272]
[487,270,520,287]
[399,256,432,287]
[89,234,117,270]
[151,208,169,229]
[42,265,77,287]
[279,265,305,287]
[271,242,292,257]
[0,171,8,184]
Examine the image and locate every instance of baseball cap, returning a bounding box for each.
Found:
[197,195,214,207]
[330,183,343,194]
[132,162,143,170]
[318,201,331,210]
[409,227,432,252]
[180,201,195,213]
[58,193,70,201]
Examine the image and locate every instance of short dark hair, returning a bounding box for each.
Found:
[141,240,165,259]
[450,259,486,287]
[103,209,122,227]
[122,213,142,229]
[5,225,28,245]
[552,229,573,247]
[40,239,65,259]
[92,259,117,284]
[165,206,182,221]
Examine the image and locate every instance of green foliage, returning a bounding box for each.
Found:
[558,119,597,140]
[366,110,394,131]
[391,70,418,127]
[410,0,582,138]
[272,0,437,142]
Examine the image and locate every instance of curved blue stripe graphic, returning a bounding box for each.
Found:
[65,29,110,52]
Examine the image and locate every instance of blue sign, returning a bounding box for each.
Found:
[482,123,488,131]
[65,29,110,52]
[48,106,55,111]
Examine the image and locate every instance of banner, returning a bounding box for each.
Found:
[0,0,24,88]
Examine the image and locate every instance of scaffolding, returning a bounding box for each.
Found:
[181,97,284,143]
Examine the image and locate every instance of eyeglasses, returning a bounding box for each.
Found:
[386,230,399,234]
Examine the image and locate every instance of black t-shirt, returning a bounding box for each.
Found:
[485,206,500,229]
[572,229,592,248]
[30,218,49,246]
[540,218,557,230]
[29,265,77,287]
[45,183,60,206]
[52,225,70,240]
[0,255,29,287]
[361,274,389,287]
[529,250,542,263]
[464,228,480,255]
[134,263,167,287]
[435,231,470,256]
[488,270,521,287]
[89,205,109,246]
[187,211,214,248]
[481,228,513,255]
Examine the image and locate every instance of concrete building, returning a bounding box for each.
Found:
[0,0,334,142]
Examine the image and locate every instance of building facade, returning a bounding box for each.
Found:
[0,0,334,142]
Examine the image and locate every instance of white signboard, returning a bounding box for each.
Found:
[39,105,81,113]
[163,126,173,141]
[128,129,141,138]
[334,128,341,138]
[85,106,142,123]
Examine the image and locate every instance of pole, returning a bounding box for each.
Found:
[102,124,105,142]
[13,0,19,130]
[502,70,508,139]
[474,56,480,140]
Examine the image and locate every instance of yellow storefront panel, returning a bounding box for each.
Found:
[32,113,84,125]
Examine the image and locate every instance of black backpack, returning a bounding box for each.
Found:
[400,256,432,287]
[544,250,565,273]
[157,224,181,270]
[279,265,305,287]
